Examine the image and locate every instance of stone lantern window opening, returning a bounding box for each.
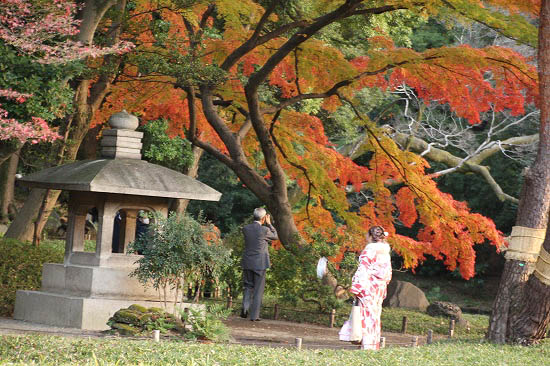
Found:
[112,207,154,254]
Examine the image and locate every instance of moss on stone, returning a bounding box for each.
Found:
[112,309,141,325]
[147,307,165,314]
[128,304,148,313]
[111,322,140,336]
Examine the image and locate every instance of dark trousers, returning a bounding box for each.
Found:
[242,269,266,320]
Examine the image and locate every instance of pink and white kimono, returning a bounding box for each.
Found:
[339,241,392,350]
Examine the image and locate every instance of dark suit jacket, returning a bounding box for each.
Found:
[241,222,278,270]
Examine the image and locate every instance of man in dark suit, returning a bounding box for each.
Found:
[241,207,278,321]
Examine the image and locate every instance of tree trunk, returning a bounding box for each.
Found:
[0,149,19,223]
[487,0,550,344]
[5,0,124,241]
[502,0,550,344]
[508,230,550,344]
[169,145,204,214]
[4,188,48,241]
[0,140,22,166]
[78,123,102,160]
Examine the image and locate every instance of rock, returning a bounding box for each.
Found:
[108,305,187,336]
[111,322,140,336]
[383,280,430,311]
[112,309,141,325]
[427,301,469,326]
[128,304,148,313]
[148,307,166,314]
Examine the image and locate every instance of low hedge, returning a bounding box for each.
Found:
[0,238,64,316]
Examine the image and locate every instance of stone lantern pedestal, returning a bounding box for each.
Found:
[14,112,221,330]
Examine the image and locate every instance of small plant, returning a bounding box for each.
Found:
[180,304,231,342]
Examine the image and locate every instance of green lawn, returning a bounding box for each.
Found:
[1,334,548,366]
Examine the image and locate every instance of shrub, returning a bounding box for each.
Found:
[0,238,64,316]
[267,228,352,313]
[129,213,233,312]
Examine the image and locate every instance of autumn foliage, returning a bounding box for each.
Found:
[0,0,134,146]
[92,0,541,279]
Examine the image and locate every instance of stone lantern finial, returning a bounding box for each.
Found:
[100,111,143,159]
[108,110,139,130]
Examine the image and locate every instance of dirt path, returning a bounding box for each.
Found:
[0,316,428,350]
[224,316,427,349]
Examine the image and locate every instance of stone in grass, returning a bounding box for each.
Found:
[128,304,148,313]
[383,280,430,311]
[427,301,469,327]
[112,309,142,325]
[111,322,140,336]
[148,307,166,314]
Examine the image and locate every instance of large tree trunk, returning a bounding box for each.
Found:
[0,140,22,166]
[502,0,550,344]
[4,188,48,241]
[508,227,550,344]
[487,0,550,344]
[5,0,124,241]
[0,149,19,223]
[78,124,102,160]
[169,146,204,214]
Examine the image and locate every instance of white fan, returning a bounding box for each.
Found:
[316,257,328,279]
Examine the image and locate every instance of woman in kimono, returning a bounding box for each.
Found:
[339,226,392,350]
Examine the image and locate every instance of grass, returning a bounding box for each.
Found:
[1,334,548,366]
[380,308,488,337]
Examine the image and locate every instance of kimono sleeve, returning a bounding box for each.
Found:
[349,244,392,298]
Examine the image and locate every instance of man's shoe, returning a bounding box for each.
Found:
[240,309,248,319]
[250,318,261,321]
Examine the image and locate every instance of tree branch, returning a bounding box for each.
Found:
[246,0,365,94]
[263,56,441,114]
[198,85,272,201]
[269,111,315,221]
[387,129,531,203]
[220,0,285,71]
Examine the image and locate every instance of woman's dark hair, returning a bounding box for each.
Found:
[368,226,387,242]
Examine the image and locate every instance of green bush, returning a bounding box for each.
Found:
[0,239,64,316]
[129,213,233,312]
[267,228,353,313]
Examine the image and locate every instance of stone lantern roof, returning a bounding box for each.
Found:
[18,110,221,201]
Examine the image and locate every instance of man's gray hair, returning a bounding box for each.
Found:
[253,207,267,221]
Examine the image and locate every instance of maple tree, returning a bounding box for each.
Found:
[0,0,133,163]
[87,0,541,293]
[4,0,133,242]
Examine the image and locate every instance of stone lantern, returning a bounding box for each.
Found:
[14,111,221,330]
